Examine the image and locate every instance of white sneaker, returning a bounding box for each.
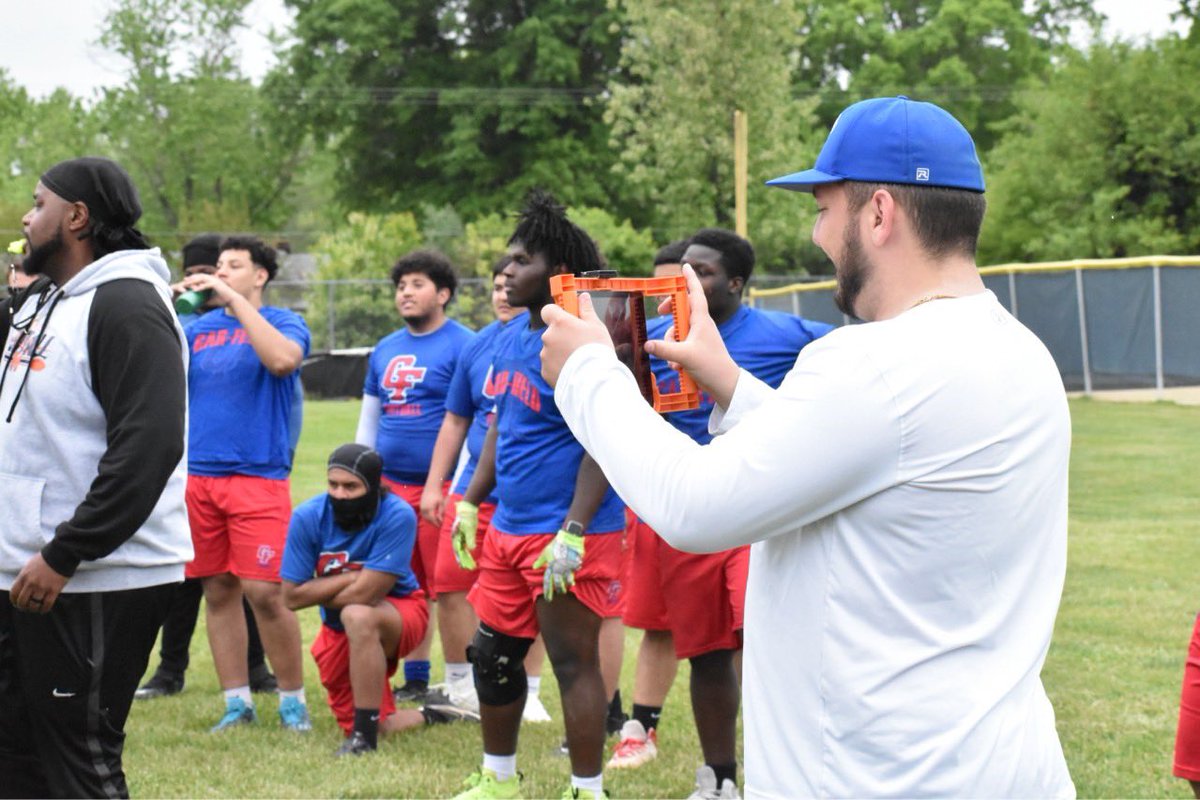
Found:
[687,765,740,800]
[522,691,552,723]
[446,675,480,714]
[606,719,658,769]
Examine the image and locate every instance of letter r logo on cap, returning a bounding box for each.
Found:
[915,167,930,181]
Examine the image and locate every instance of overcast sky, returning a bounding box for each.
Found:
[0,0,1190,100]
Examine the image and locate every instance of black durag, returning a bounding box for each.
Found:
[327,443,384,532]
[40,157,150,254]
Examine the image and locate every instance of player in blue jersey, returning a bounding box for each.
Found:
[180,235,312,733]
[416,256,554,722]
[609,229,833,797]
[281,444,476,757]
[137,234,277,702]
[355,249,475,702]
[450,191,623,800]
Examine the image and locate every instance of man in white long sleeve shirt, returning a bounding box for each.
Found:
[539,96,1075,798]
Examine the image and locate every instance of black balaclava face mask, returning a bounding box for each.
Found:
[327,443,384,532]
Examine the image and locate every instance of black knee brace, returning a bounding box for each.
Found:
[467,623,533,706]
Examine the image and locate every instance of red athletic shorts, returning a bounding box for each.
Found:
[311,592,429,734]
[433,493,495,595]
[622,515,670,631]
[1174,611,1200,780]
[622,518,747,659]
[185,474,291,581]
[382,478,447,600]
[467,525,623,640]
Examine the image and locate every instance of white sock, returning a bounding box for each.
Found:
[446,662,472,685]
[223,686,252,705]
[279,688,306,704]
[572,773,603,792]
[527,675,541,697]
[482,753,517,781]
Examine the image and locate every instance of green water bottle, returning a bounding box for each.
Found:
[174,289,211,315]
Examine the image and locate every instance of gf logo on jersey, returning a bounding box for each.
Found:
[317,551,363,576]
[382,355,427,403]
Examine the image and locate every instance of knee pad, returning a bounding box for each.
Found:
[467,624,533,706]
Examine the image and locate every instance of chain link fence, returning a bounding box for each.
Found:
[264,277,494,352]
[748,258,1200,393]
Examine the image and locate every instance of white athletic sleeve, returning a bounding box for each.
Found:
[355,394,381,448]
[708,369,771,435]
[554,340,903,553]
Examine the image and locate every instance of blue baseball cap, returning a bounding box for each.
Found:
[766,96,984,193]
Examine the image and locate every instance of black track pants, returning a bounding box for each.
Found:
[0,583,175,799]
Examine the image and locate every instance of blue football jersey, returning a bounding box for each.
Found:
[444,318,509,501]
[187,306,310,478]
[647,305,833,444]
[363,320,475,483]
[489,315,624,535]
[280,492,420,631]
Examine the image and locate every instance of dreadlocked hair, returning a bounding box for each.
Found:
[508,189,603,276]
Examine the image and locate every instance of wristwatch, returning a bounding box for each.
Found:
[563,520,584,536]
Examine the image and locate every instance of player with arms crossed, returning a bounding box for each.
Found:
[451,191,625,800]
[281,444,475,757]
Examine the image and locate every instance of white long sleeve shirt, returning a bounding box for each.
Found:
[555,291,1074,798]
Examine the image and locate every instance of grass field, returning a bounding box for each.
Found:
[123,397,1200,798]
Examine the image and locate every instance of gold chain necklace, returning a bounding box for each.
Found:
[910,293,955,309]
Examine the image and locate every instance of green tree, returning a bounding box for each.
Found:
[0,73,101,236]
[980,37,1200,263]
[569,206,656,275]
[796,0,1099,151]
[95,0,303,247]
[269,0,625,219]
[605,0,822,273]
[305,211,424,350]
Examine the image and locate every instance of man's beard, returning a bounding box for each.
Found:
[833,221,873,320]
[22,229,65,277]
[402,309,432,329]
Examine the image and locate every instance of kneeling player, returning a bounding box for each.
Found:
[280,444,476,757]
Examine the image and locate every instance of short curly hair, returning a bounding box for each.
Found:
[687,228,755,283]
[390,249,458,302]
[219,235,279,281]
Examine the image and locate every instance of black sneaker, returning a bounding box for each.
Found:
[392,679,429,703]
[420,703,481,724]
[335,730,376,757]
[134,672,184,701]
[422,684,452,707]
[249,665,278,694]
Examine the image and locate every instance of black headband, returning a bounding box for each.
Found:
[182,234,222,269]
